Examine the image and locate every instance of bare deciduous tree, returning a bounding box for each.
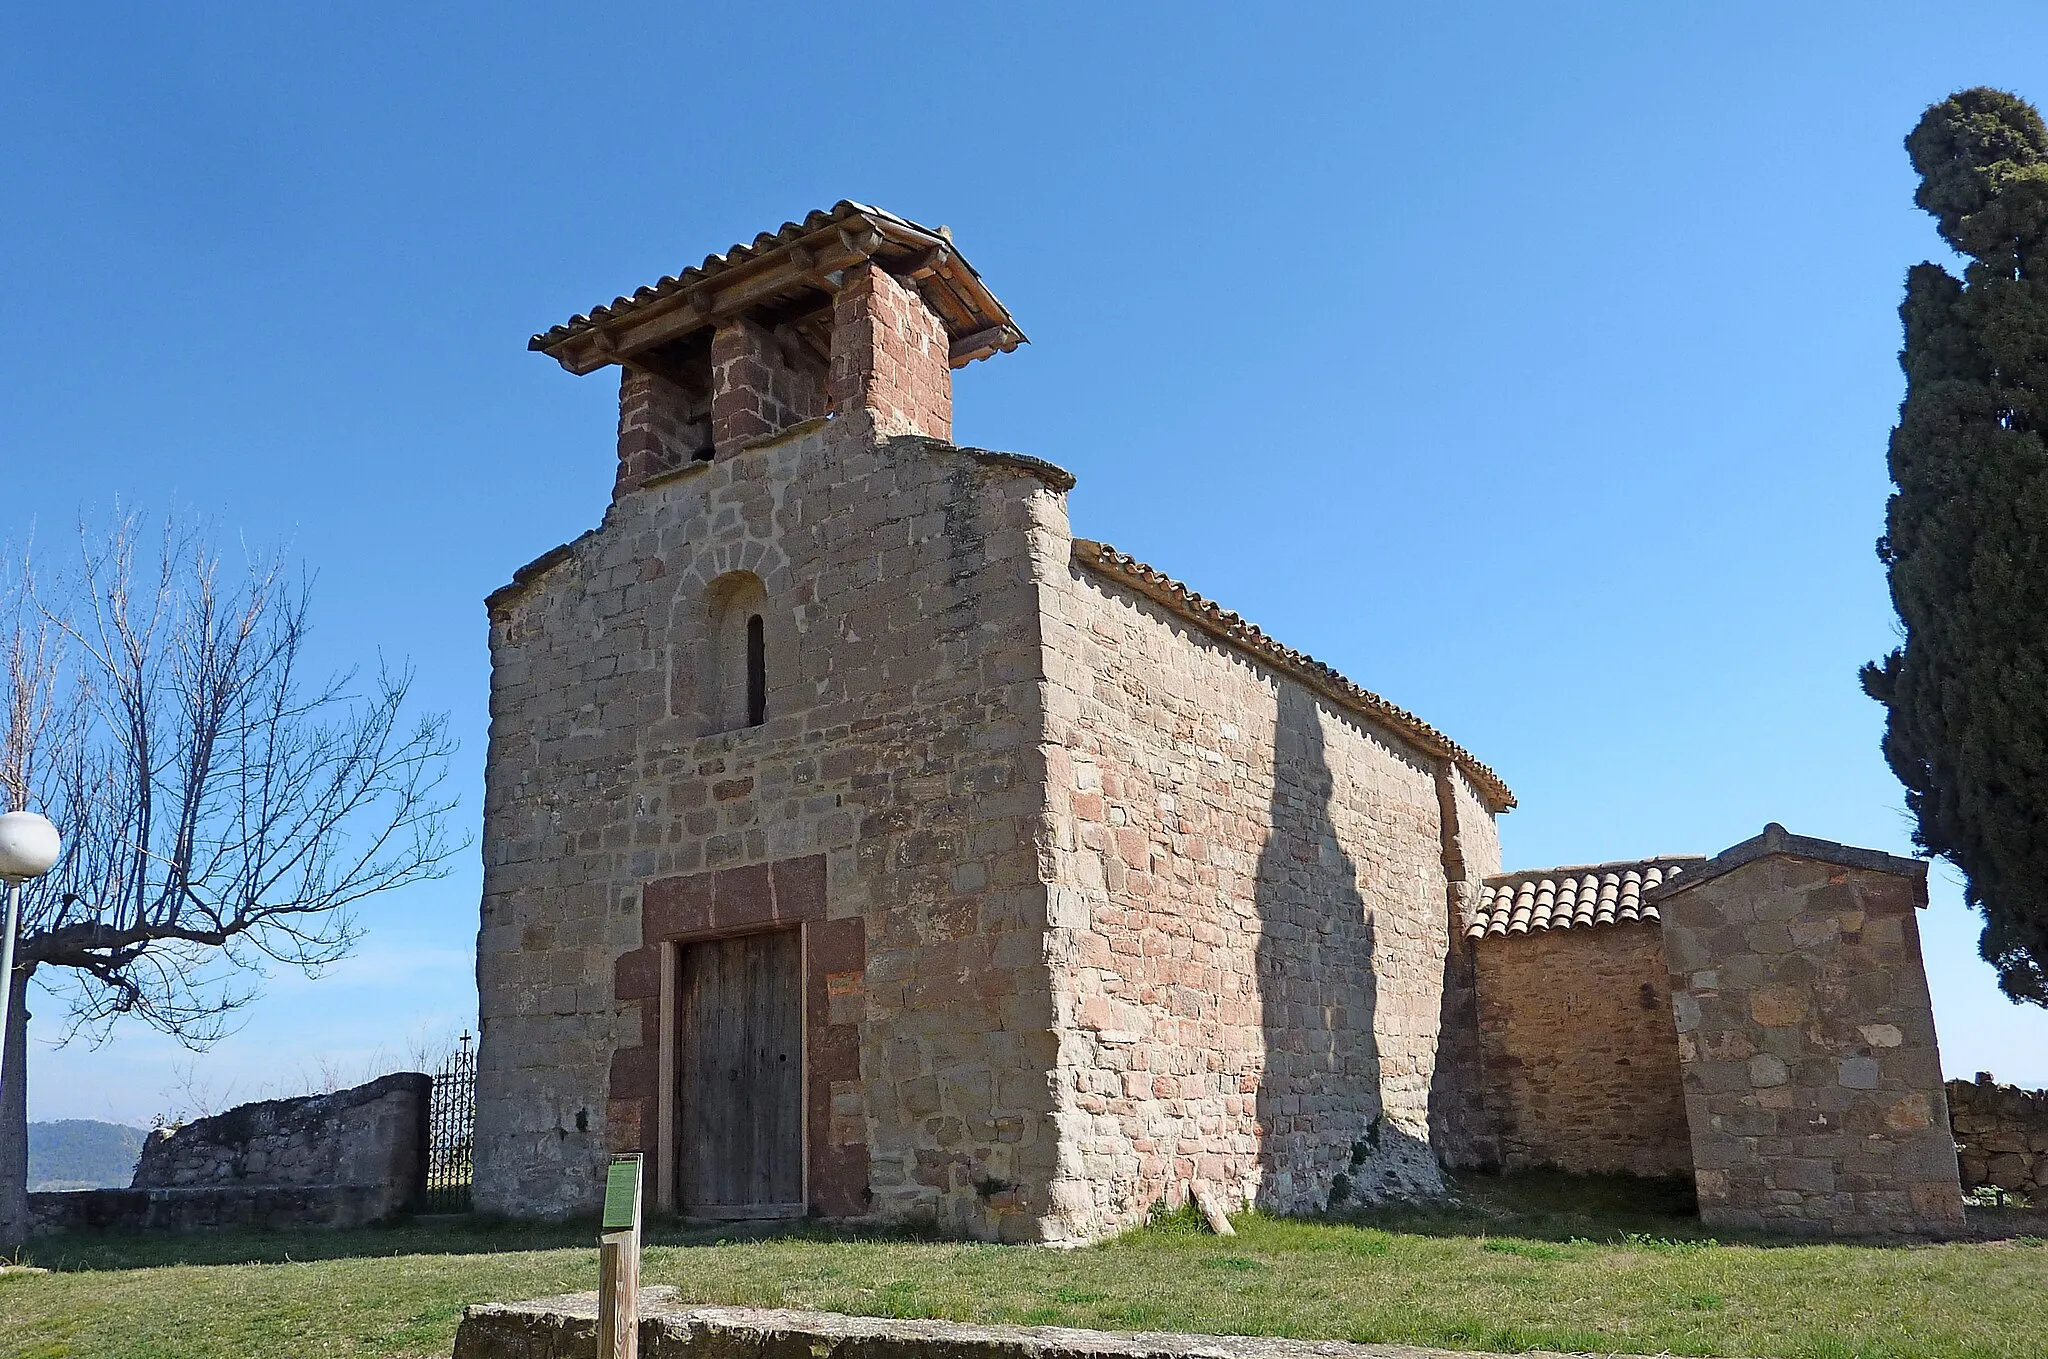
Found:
[0,517,458,1249]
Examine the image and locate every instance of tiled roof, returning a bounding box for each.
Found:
[1071,540,1515,813]
[1466,857,1705,940]
[529,201,1025,376]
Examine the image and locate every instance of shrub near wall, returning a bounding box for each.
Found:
[1948,1076,2048,1198]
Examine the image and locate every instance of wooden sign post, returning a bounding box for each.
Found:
[598,1153,643,1359]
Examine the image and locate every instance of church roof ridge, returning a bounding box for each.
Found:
[1071,539,1515,813]
[529,201,1025,377]
[1486,855,1706,887]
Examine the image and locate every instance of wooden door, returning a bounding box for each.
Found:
[675,929,804,1217]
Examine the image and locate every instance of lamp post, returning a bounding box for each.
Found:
[0,811,60,1096]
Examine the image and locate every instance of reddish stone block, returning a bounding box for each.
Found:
[609,1043,657,1100]
[642,872,711,941]
[614,946,659,1001]
[928,895,979,940]
[813,1142,871,1217]
[812,1021,861,1083]
[911,970,986,1010]
[1859,875,1919,914]
[714,862,774,928]
[810,914,865,974]
[772,854,829,920]
[606,1098,646,1153]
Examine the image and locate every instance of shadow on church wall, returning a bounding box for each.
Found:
[1253,683,1440,1212]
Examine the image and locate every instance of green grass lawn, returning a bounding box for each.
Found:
[4,1175,2042,1359]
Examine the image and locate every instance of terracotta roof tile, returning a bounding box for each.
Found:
[1467,857,1704,940]
[529,201,1024,375]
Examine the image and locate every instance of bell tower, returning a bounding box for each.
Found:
[527,202,1027,500]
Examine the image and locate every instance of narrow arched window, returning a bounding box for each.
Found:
[700,571,769,736]
[745,614,766,727]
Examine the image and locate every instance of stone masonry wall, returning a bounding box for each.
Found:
[1660,839,1963,1236]
[126,1072,427,1222]
[1444,772,1502,919]
[829,263,951,441]
[617,367,711,500]
[711,319,827,458]
[1471,925,1692,1177]
[474,408,1074,1238]
[1032,558,1476,1235]
[1428,769,1504,1170]
[1948,1075,2048,1198]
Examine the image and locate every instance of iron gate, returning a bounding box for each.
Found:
[425,1032,476,1212]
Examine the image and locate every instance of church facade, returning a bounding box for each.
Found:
[473,204,1962,1241]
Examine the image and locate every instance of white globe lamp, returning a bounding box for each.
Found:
[0,810,60,884]
[0,809,60,1097]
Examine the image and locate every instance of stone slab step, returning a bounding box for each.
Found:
[451,1294,1671,1359]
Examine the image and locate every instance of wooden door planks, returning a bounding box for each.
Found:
[676,929,804,1217]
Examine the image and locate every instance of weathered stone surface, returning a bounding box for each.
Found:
[453,1297,1658,1359]
[1949,1075,2048,1198]
[474,412,1067,1236]
[1034,562,1489,1230]
[476,245,1080,1239]
[1470,922,1691,1177]
[132,1072,428,1205]
[30,1071,430,1236]
[1425,773,1501,1172]
[1657,831,1963,1236]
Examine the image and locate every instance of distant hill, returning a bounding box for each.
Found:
[28,1120,147,1191]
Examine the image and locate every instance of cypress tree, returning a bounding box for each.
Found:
[1863,87,2048,1005]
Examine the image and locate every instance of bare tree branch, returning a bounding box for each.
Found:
[1,513,462,1045]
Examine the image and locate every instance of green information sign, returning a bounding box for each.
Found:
[602,1154,642,1233]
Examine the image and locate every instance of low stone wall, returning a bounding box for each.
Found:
[1949,1075,2048,1197]
[30,1071,430,1236]
[28,1183,397,1236]
[453,1298,1663,1359]
[136,1071,429,1200]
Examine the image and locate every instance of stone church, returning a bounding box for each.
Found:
[474,204,1964,1241]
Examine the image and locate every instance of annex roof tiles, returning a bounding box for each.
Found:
[1467,857,1705,940]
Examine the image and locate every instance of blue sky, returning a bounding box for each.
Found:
[9,3,2048,1124]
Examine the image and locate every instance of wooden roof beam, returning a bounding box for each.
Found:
[535,205,1024,375]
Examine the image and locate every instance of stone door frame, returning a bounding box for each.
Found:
[616,853,867,1217]
[661,923,808,1217]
